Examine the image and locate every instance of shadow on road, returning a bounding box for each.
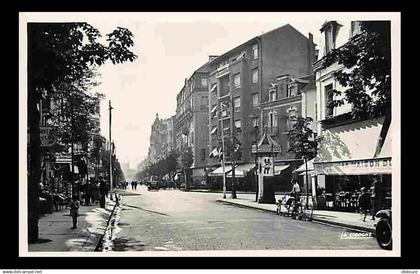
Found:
[122,204,169,216]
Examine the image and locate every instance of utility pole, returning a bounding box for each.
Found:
[109,100,113,201]
[230,93,237,199]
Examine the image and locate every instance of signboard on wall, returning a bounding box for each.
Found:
[314,157,392,175]
[259,156,275,177]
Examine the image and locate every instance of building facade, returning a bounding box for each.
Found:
[207,24,316,190]
[173,60,212,186]
[147,113,173,164]
[312,21,392,212]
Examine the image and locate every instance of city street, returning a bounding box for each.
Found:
[105,186,380,251]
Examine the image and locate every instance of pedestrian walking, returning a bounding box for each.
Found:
[370,175,384,221]
[358,187,370,222]
[69,196,80,229]
[131,181,134,190]
[134,181,138,190]
[290,179,301,218]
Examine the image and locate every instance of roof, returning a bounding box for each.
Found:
[210,24,309,66]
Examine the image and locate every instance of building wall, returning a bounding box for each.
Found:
[260,24,315,104]
[207,25,315,169]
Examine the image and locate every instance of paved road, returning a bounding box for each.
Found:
[107,186,379,251]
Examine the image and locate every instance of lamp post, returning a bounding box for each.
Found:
[230,93,237,199]
[254,122,259,202]
[109,100,113,201]
[219,101,227,199]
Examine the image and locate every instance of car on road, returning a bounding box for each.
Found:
[375,209,392,250]
[147,181,159,191]
[158,180,168,190]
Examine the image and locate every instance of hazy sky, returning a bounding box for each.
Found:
[93,12,329,169]
[22,12,394,169]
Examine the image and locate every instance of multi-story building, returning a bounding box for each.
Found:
[312,21,392,211]
[207,24,316,190]
[173,59,213,186]
[259,74,316,192]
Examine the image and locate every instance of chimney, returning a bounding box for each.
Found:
[308,33,315,75]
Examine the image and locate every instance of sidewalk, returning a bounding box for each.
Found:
[29,198,117,252]
[216,194,377,234]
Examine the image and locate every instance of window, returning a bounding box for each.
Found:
[235,120,241,130]
[325,84,334,117]
[252,93,259,106]
[269,89,277,102]
[288,84,298,97]
[201,78,208,87]
[287,107,298,130]
[314,102,318,121]
[252,44,258,59]
[233,73,241,88]
[233,97,241,112]
[325,26,334,54]
[201,96,208,111]
[252,118,259,128]
[201,148,206,161]
[252,69,258,83]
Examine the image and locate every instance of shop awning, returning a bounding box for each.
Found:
[314,157,392,175]
[209,165,234,177]
[211,127,218,135]
[316,117,385,162]
[192,168,206,177]
[294,159,315,173]
[226,164,255,178]
[376,120,392,158]
[274,164,290,175]
[314,117,392,175]
[210,105,218,114]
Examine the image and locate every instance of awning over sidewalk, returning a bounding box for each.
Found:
[226,164,255,178]
[209,165,233,177]
[192,168,206,177]
[314,117,392,175]
[274,164,289,175]
[294,159,315,173]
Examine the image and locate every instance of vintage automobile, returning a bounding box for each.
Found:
[375,209,392,250]
[147,181,159,191]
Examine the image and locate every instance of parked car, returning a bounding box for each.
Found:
[375,209,392,250]
[148,181,159,191]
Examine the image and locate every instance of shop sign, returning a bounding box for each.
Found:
[314,157,392,175]
[252,144,281,154]
[258,156,275,177]
[55,155,72,164]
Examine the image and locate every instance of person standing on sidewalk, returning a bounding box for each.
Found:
[358,187,370,222]
[69,196,80,229]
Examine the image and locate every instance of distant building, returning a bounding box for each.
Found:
[147,113,173,164]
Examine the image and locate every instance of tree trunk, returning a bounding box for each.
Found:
[28,88,40,244]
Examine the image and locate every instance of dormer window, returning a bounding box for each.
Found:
[269,89,277,102]
[321,21,342,55]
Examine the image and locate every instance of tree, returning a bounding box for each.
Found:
[27,23,136,243]
[322,21,391,120]
[180,147,193,189]
[288,116,320,204]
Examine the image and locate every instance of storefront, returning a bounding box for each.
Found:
[313,117,392,212]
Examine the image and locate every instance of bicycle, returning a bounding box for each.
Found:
[276,193,314,221]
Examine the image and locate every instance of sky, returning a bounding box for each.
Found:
[93,12,329,169]
[22,12,395,169]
